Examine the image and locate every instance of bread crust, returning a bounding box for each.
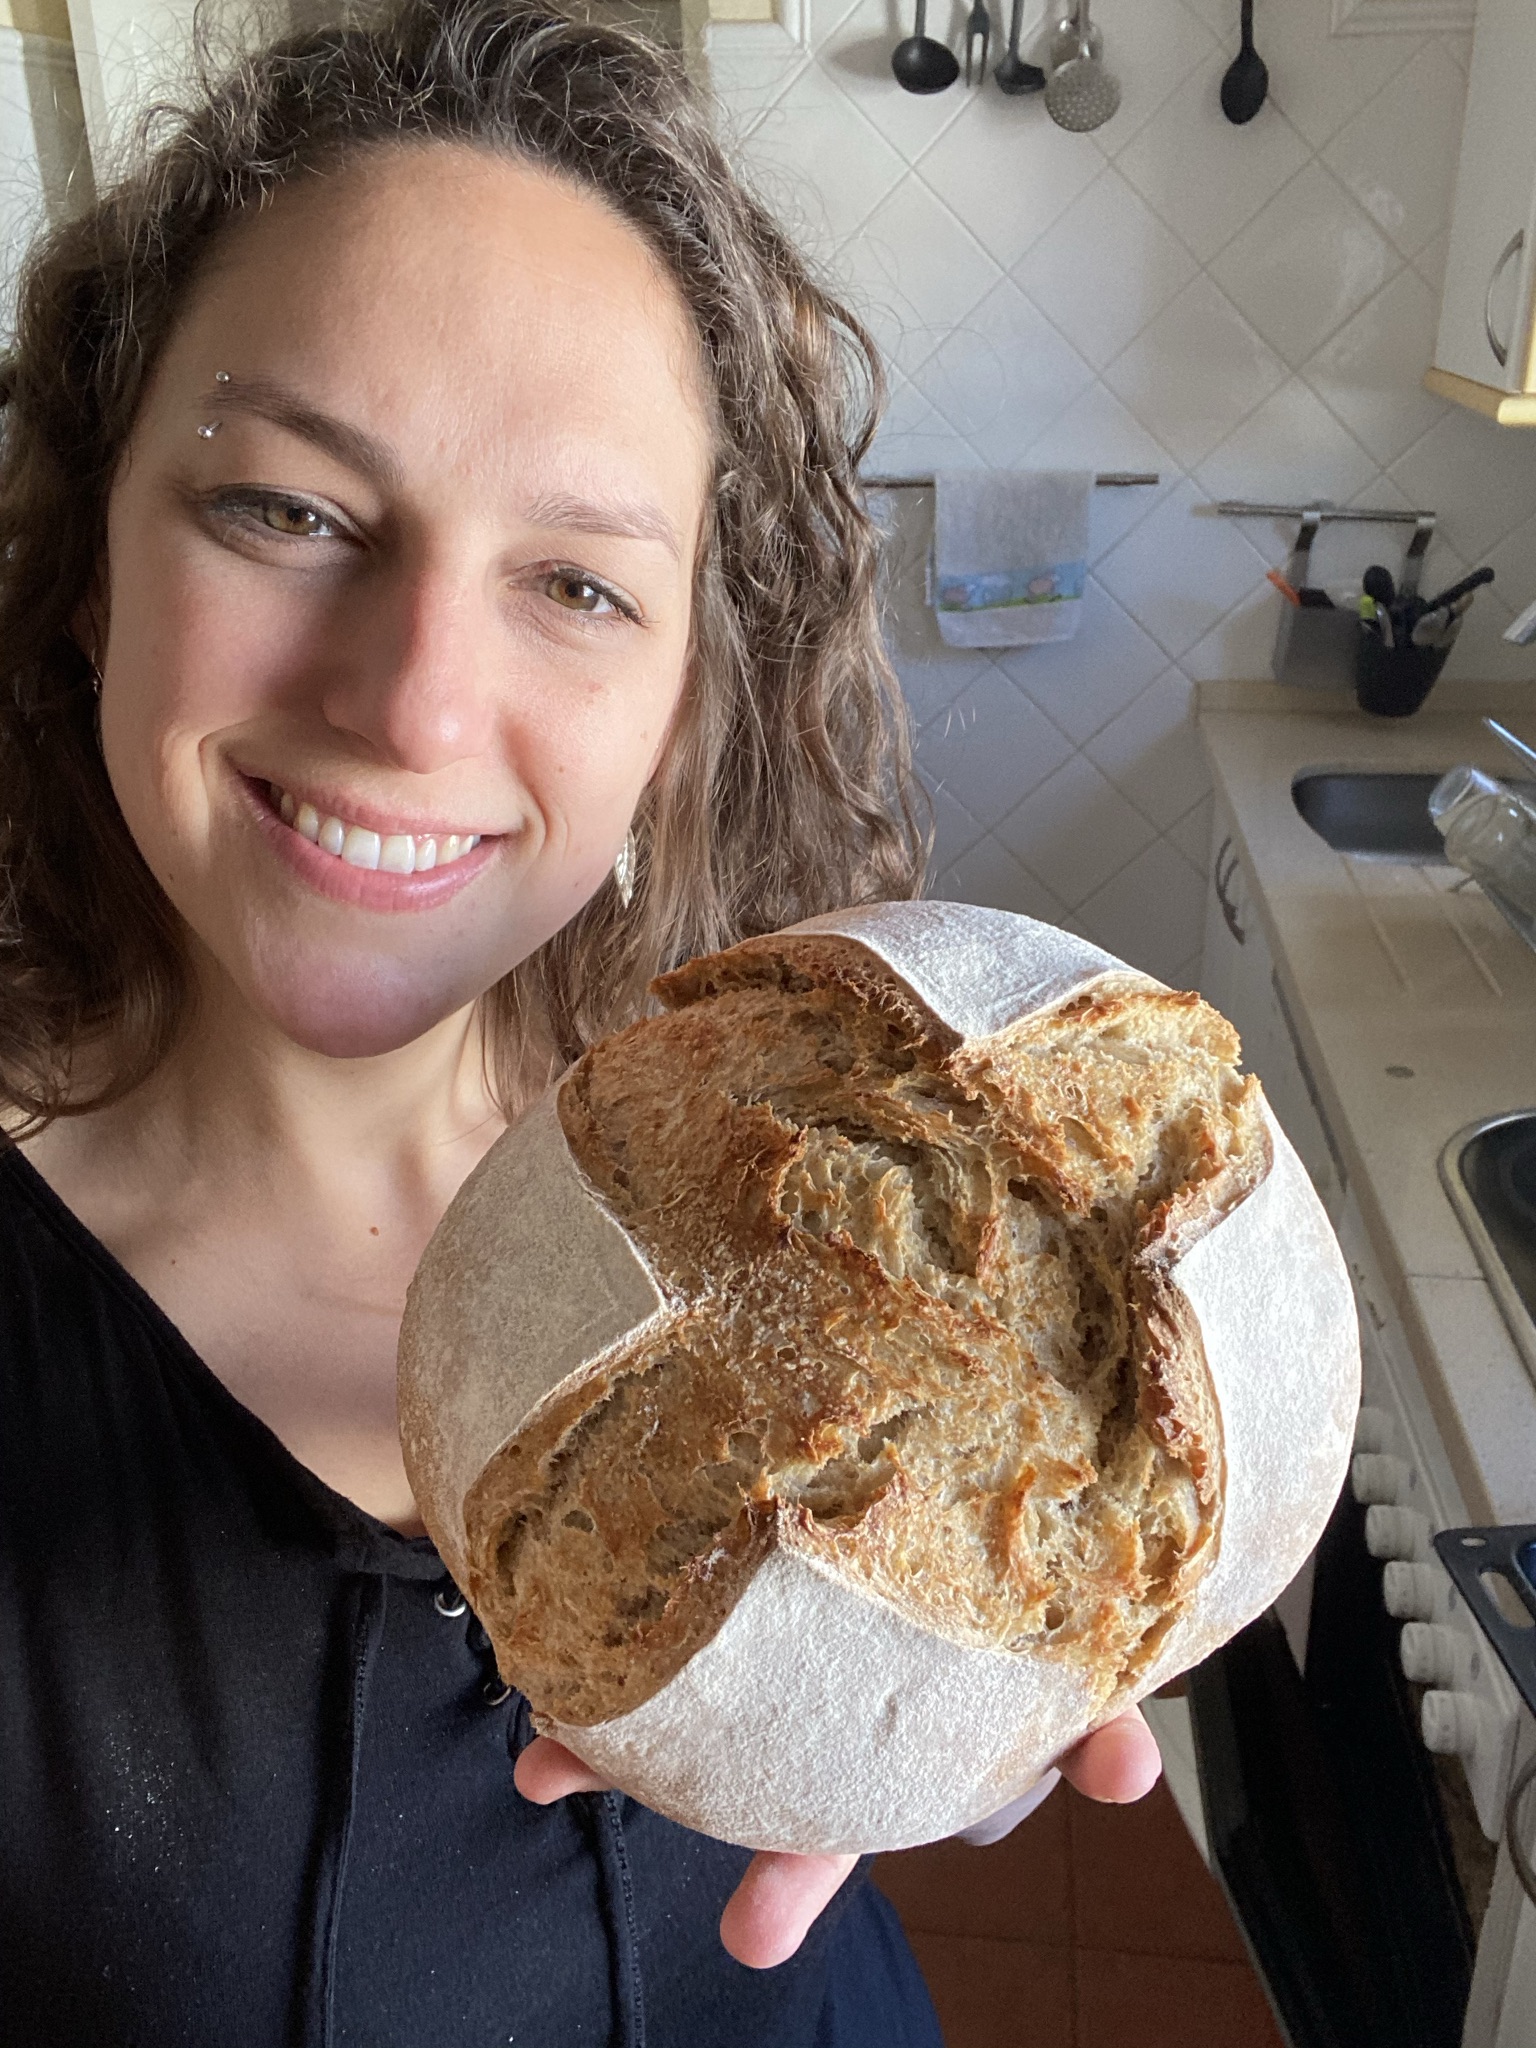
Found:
[399,905,1358,1852]
[460,936,1265,1729]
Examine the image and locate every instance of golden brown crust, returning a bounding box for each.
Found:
[459,936,1269,1731]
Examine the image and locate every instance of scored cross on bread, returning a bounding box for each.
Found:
[400,905,1358,1852]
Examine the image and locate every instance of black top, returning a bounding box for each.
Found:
[0,1147,940,2048]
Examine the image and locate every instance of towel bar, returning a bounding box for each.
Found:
[861,471,1159,489]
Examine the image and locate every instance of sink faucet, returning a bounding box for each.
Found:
[1504,597,1536,645]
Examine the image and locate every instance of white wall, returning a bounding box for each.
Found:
[714,0,1536,987]
[0,17,88,342]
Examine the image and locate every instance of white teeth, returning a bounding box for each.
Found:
[341,826,381,871]
[268,787,482,874]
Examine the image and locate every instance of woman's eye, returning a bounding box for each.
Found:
[542,569,621,617]
[259,499,334,538]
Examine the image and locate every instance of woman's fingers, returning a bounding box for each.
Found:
[1057,1706,1163,1804]
[719,1851,860,1970]
[513,1734,615,1803]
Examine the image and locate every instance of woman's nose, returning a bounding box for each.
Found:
[320,562,498,775]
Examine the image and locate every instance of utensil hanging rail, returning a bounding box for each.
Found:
[1204,500,1436,523]
[861,471,1159,489]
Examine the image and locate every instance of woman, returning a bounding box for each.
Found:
[0,2,1159,2042]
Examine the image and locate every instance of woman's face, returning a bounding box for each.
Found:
[96,146,712,1059]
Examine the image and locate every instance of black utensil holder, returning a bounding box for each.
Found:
[1354,627,1453,718]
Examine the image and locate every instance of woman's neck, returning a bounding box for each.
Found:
[19,962,519,1532]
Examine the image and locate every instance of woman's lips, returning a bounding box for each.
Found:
[240,775,499,912]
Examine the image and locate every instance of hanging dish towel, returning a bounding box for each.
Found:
[931,470,1092,647]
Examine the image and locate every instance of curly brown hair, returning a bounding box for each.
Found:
[0,0,924,1127]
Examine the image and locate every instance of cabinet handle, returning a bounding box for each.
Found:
[1484,229,1524,370]
[1214,836,1245,944]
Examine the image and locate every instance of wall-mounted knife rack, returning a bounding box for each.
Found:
[1203,500,1436,524]
[1203,501,1441,694]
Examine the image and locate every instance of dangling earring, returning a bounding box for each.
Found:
[613,827,637,910]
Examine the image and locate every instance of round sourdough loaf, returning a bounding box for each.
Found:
[398,903,1359,1853]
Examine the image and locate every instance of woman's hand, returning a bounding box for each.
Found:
[514,1707,1163,1969]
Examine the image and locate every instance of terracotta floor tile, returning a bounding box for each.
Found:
[873,1791,1073,1945]
[1068,1780,1248,1964]
[906,1932,1076,2048]
[1075,1947,1286,2048]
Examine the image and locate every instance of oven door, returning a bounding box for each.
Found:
[1188,1487,1477,2048]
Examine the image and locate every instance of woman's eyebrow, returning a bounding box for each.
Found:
[522,489,683,562]
[199,375,404,490]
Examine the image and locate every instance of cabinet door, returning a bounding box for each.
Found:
[1433,0,1536,396]
[1200,802,1345,1220]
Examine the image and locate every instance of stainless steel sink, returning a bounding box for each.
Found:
[1442,1115,1536,1383]
[1292,771,1448,860]
[1292,769,1536,862]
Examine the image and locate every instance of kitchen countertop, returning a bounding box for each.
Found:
[1198,685,1536,1527]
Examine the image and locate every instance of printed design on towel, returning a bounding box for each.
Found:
[934,561,1087,613]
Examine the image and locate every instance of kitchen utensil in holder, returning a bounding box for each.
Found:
[1354,514,1447,717]
[1271,509,1358,691]
[1206,501,1440,698]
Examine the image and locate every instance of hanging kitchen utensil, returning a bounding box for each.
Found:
[1044,0,1118,130]
[995,0,1045,93]
[1219,0,1268,123]
[892,0,960,92]
[1047,2,1100,72]
[963,0,991,86]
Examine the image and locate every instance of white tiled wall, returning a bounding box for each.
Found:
[713,0,1536,988]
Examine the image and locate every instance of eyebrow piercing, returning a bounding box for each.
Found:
[196,423,221,438]
[214,371,231,383]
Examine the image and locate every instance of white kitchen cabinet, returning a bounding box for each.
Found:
[1426,0,1536,426]
[1199,797,1346,1222]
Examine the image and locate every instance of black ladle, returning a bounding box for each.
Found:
[1219,0,1268,124]
[892,0,960,93]
[995,0,1045,93]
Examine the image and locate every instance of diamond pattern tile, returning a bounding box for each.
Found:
[913,275,1094,466]
[993,577,1169,745]
[915,665,1075,829]
[914,89,1102,276]
[1321,40,1467,261]
[1168,793,1215,872]
[1096,479,1270,660]
[1260,0,1424,151]
[1089,0,1219,158]
[737,59,908,248]
[1207,161,1398,367]
[1114,55,1311,264]
[1303,266,1449,467]
[996,753,1158,909]
[1075,835,1207,985]
[1084,669,1211,831]
[1389,408,1536,564]
[832,172,1002,379]
[932,833,1068,924]
[1103,275,1286,470]
[1195,376,1379,509]
[1017,167,1199,372]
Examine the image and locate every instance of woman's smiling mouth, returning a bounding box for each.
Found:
[267,782,483,874]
